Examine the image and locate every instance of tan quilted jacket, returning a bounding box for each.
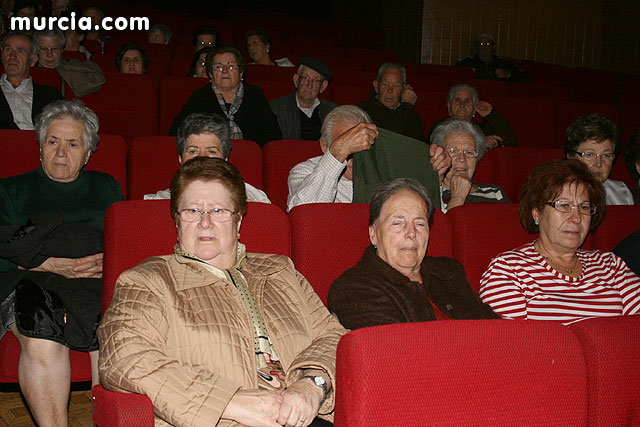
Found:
[98,252,347,427]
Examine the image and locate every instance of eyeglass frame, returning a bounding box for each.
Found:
[212,63,238,72]
[544,201,597,216]
[445,147,479,158]
[175,207,238,223]
[568,149,615,162]
[298,75,324,87]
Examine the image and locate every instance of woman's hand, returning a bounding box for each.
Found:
[277,378,324,427]
[447,175,474,210]
[221,389,283,427]
[31,253,104,279]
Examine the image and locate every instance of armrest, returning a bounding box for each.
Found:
[92,385,154,427]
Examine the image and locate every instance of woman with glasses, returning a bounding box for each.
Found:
[480,159,640,324]
[565,113,633,205]
[99,157,344,427]
[170,45,282,147]
[430,118,509,212]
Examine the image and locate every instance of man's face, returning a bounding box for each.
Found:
[477,37,495,62]
[1,35,37,81]
[37,35,63,68]
[148,30,166,45]
[374,68,403,109]
[195,34,215,52]
[448,88,474,119]
[293,65,327,107]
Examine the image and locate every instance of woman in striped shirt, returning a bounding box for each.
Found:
[480,159,640,324]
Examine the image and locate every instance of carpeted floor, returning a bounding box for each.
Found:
[0,389,92,426]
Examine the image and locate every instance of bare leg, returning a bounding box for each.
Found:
[9,323,70,427]
[90,350,99,387]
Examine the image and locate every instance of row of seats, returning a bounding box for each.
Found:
[3,201,638,385]
[0,132,634,211]
[19,67,640,145]
[4,199,628,426]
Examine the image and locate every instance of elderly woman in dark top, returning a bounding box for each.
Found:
[170,45,282,146]
[429,84,515,149]
[431,118,509,211]
[115,41,149,74]
[0,99,123,426]
[328,178,497,330]
[624,130,640,204]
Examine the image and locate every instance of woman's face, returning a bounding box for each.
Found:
[448,88,474,119]
[568,139,614,184]
[210,52,242,91]
[443,132,478,182]
[246,35,269,64]
[369,189,430,280]
[40,117,90,183]
[194,51,208,78]
[176,180,241,269]
[120,49,144,74]
[532,182,592,253]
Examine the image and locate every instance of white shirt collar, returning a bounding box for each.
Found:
[295,94,320,118]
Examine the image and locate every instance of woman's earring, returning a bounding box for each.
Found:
[534,221,539,226]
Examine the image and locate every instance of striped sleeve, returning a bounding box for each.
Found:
[479,254,527,320]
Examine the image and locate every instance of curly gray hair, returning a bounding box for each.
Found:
[430,118,486,161]
[35,99,100,153]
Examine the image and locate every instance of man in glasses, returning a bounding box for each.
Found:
[565,113,633,205]
[269,57,337,140]
[456,33,529,82]
[358,62,426,142]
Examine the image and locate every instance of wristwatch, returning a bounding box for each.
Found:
[302,375,328,404]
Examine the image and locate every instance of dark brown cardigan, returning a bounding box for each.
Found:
[328,245,498,330]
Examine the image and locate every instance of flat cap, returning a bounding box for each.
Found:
[298,57,332,81]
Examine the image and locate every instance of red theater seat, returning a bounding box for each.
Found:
[0,129,127,195]
[158,76,209,136]
[554,101,621,148]
[262,139,323,211]
[485,96,556,148]
[78,72,158,142]
[569,67,621,105]
[591,205,640,252]
[335,320,589,426]
[290,204,452,306]
[519,60,569,86]
[127,136,263,200]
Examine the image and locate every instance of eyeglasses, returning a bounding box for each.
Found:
[197,40,215,47]
[197,61,206,67]
[478,41,494,47]
[177,207,237,222]
[446,147,478,158]
[569,149,615,162]
[299,75,324,86]
[545,201,597,216]
[212,63,237,72]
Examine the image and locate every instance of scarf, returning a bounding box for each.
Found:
[213,82,244,139]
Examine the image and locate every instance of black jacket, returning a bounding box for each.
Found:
[0,79,63,129]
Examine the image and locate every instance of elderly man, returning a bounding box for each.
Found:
[34,29,65,68]
[456,33,529,82]
[0,32,62,129]
[145,112,271,203]
[287,105,450,211]
[269,57,337,140]
[147,24,172,45]
[358,62,426,142]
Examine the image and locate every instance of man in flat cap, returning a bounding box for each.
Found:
[269,57,337,140]
[358,62,426,142]
[456,33,529,82]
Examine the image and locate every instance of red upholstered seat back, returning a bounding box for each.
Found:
[0,130,127,195]
[335,320,589,427]
[78,72,158,142]
[591,205,640,252]
[447,203,537,293]
[262,139,323,210]
[127,137,263,200]
[554,101,620,147]
[487,96,556,148]
[158,76,209,135]
[289,203,452,306]
[102,200,291,314]
[568,316,640,427]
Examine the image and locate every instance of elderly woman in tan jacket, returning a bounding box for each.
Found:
[98,157,346,427]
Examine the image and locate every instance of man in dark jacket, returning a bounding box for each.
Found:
[456,33,529,83]
[269,57,337,140]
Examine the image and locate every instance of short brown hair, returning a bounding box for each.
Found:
[169,157,247,221]
[205,45,245,79]
[564,113,621,156]
[115,42,149,73]
[519,159,606,233]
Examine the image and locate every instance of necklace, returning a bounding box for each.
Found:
[534,241,581,275]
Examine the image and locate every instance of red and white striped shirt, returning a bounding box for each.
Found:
[479,242,640,324]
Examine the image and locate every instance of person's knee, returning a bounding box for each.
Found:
[20,336,69,364]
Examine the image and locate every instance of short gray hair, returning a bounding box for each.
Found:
[369,178,435,227]
[3,31,39,61]
[430,118,486,161]
[148,24,172,44]
[176,113,231,159]
[447,84,479,108]
[33,28,66,49]
[320,105,372,147]
[35,99,100,153]
[377,62,407,86]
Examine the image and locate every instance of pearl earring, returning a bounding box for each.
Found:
[534,221,539,226]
